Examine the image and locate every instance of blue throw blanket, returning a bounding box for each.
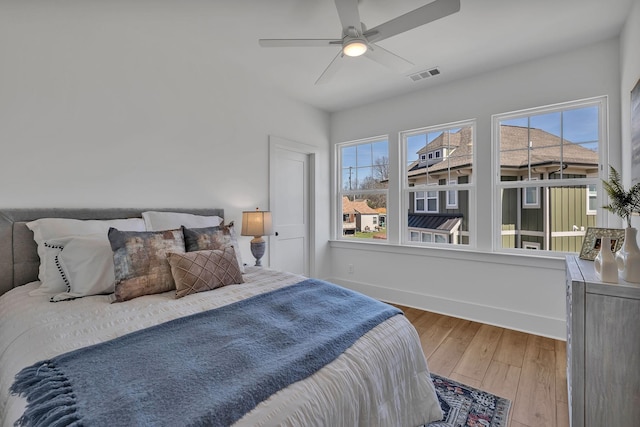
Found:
[11,279,401,427]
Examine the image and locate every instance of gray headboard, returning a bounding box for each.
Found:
[0,208,224,296]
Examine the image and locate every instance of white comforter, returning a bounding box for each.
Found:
[0,268,442,427]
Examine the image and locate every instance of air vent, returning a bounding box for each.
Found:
[408,67,441,82]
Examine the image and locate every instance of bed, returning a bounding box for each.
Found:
[0,208,442,427]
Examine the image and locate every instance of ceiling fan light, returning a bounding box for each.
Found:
[343,39,367,57]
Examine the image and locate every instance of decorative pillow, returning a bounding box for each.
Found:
[182,222,245,273]
[167,248,244,298]
[108,228,185,302]
[142,211,222,231]
[48,234,116,302]
[26,217,146,296]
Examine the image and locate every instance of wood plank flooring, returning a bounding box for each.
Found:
[396,305,569,427]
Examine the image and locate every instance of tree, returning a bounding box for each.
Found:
[373,156,389,182]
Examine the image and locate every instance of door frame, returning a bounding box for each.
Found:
[268,135,318,277]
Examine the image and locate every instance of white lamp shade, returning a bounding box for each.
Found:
[241,210,273,237]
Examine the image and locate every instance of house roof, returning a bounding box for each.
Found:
[407,213,463,232]
[499,125,599,168]
[407,125,598,178]
[342,197,378,215]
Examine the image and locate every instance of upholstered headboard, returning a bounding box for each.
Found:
[0,208,224,296]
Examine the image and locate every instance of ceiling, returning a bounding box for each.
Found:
[213,0,632,113]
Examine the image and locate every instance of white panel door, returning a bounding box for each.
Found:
[270,143,309,276]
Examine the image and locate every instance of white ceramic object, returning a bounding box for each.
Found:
[615,227,640,283]
[594,236,618,283]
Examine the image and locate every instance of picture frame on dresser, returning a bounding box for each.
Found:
[578,227,624,260]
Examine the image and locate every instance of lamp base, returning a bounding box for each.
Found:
[250,237,266,267]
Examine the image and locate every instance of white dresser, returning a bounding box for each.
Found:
[565,255,640,427]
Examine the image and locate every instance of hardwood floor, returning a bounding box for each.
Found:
[397,305,569,427]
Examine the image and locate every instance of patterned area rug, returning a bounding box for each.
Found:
[427,374,511,427]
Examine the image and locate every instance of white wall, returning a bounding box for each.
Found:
[621,0,640,231]
[329,38,623,339]
[0,2,332,277]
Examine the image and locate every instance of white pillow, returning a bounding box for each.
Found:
[142,211,223,231]
[49,234,116,302]
[26,217,145,295]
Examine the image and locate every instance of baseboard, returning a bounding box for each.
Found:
[326,276,566,340]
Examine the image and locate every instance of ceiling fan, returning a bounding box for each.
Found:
[258,0,461,84]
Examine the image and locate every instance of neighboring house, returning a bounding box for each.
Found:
[342,197,380,235]
[406,125,599,249]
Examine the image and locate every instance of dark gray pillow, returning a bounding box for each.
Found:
[181,223,244,272]
[108,228,185,302]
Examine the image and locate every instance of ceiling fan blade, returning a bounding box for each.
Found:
[315,51,344,85]
[364,43,413,72]
[259,39,340,48]
[364,0,460,44]
[334,0,362,33]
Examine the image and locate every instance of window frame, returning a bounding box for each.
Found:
[336,135,389,241]
[401,119,477,247]
[492,96,608,254]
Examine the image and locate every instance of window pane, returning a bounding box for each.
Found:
[530,111,561,145]
[356,144,372,166]
[342,145,357,169]
[406,125,473,186]
[501,184,598,251]
[341,194,387,240]
[407,189,470,245]
[499,108,598,180]
[563,106,599,144]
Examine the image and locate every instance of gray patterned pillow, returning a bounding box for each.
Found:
[108,228,185,302]
[167,248,244,298]
[182,222,245,273]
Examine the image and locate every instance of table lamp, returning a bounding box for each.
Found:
[241,208,273,266]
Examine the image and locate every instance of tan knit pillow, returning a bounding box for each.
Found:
[167,248,244,298]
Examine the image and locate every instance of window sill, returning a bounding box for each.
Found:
[329,239,567,270]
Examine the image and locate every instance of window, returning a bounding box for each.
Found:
[447,179,458,208]
[587,184,597,215]
[420,154,426,161]
[426,189,438,212]
[523,241,541,250]
[522,179,540,208]
[494,97,605,253]
[403,120,475,246]
[415,191,425,211]
[337,137,389,240]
